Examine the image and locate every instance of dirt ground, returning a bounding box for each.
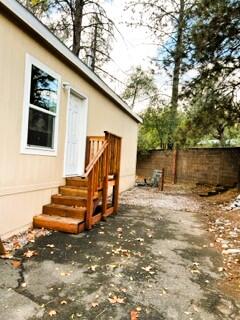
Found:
[195,187,240,299]
[0,184,240,319]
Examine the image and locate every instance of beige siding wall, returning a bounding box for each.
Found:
[0,14,138,236]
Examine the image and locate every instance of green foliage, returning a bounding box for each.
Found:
[137,105,179,154]
[181,0,240,146]
[122,66,157,109]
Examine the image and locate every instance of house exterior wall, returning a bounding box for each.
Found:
[0,14,138,237]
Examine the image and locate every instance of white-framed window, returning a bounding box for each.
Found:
[21,54,61,156]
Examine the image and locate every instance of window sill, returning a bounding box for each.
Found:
[20,146,57,157]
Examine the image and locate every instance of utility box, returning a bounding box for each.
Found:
[152,169,164,191]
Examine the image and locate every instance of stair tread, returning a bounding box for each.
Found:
[33,214,84,234]
[66,177,88,181]
[59,186,98,199]
[60,186,88,191]
[44,204,86,211]
[34,214,84,224]
[52,195,87,200]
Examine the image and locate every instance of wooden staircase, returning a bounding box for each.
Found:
[33,132,121,234]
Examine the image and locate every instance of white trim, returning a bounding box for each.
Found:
[63,87,88,177]
[20,54,61,156]
[1,0,142,124]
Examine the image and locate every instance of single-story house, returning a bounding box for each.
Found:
[0,0,141,237]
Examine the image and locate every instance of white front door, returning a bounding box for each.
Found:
[64,91,87,176]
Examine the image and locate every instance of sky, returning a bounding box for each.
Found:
[102,0,172,112]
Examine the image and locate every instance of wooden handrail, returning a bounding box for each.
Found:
[104,131,122,140]
[85,135,105,168]
[84,140,108,178]
[84,131,122,230]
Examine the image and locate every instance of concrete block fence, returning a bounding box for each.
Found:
[137,148,240,186]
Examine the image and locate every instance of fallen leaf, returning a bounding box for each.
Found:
[141,266,152,272]
[89,265,98,271]
[46,244,55,248]
[0,253,13,259]
[190,269,200,274]
[23,250,38,258]
[161,288,167,295]
[11,260,21,269]
[91,302,99,308]
[108,295,125,304]
[49,310,57,316]
[130,310,139,319]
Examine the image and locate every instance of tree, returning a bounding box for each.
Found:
[121,67,158,109]
[138,105,178,154]
[182,82,240,146]
[185,0,240,117]
[126,0,194,112]
[20,0,115,73]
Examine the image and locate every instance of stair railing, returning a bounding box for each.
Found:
[104,131,122,214]
[83,131,122,229]
[83,140,109,229]
[85,136,105,168]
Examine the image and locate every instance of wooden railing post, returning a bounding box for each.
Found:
[85,137,90,168]
[113,138,122,213]
[0,238,5,255]
[172,148,178,184]
[86,170,94,230]
[102,132,110,218]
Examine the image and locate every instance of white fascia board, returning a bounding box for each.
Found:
[1,0,142,123]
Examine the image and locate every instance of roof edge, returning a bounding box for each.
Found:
[1,0,142,124]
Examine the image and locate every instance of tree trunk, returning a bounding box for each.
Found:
[218,128,225,146]
[72,0,84,56]
[131,83,139,109]
[90,14,99,71]
[170,0,185,112]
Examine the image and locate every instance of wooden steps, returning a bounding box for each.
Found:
[59,186,88,197]
[66,177,88,187]
[33,131,121,234]
[33,178,99,234]
[43,204,86,219]
[33,214,84,234]
[52,195,87,207]
[33,181,89,233]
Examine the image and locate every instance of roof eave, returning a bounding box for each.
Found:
[0,0,142,124]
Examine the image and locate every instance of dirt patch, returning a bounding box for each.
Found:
[190,186,240,299]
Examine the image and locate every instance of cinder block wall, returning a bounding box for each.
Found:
[137,148,240,186]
